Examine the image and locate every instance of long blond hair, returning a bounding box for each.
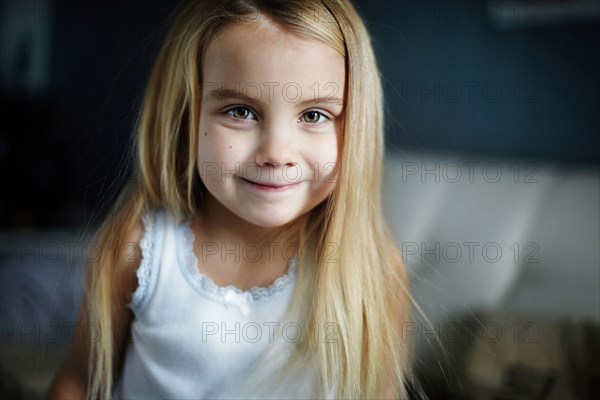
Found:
[87,0,413,398]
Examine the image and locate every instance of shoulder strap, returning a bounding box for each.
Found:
[128,211,159,316]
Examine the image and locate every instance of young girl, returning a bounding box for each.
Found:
[47,0,412,398]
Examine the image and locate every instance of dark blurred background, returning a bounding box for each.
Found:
[1,0,598,229]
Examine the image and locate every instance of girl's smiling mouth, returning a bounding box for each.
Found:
[241,177,301,192]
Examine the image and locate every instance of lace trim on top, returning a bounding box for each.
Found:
[179,220,297,302]
[129,212,156,311]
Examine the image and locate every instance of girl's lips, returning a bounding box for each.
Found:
[241,178,301,192]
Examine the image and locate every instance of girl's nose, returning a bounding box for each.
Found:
[254,121,297,168]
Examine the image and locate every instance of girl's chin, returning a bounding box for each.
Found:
[243,215,297,229]
[236,208,303,229]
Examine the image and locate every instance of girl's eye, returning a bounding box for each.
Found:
[225,106,256,121]
[301,111,329,125]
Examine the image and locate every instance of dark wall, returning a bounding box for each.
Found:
[1,0,179,227]
[1,0,598,228]
[353,0,600,162]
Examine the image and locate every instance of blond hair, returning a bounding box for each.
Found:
[87,0,413,398]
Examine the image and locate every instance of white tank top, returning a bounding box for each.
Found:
[112,209,328,399]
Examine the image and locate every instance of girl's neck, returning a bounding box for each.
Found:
[190,192,300,289]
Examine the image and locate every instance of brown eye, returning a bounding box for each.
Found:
[231,107,251,119]
[233,107,248,119]
[303,111,324,124]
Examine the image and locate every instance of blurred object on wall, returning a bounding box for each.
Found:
[0,0,53,96]
[487,0,600,29]
[0,0,76,228]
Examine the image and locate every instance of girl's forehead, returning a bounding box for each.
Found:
[202,22,345,99]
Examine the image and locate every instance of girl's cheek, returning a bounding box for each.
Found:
[307,148,338,198]
[310,138,338,175]
[198,133,251,175]
[322,145,339,184]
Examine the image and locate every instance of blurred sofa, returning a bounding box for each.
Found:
[383,150,599,399]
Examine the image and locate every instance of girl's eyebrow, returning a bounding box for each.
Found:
[205,88,258,104]
[205,88,344,108]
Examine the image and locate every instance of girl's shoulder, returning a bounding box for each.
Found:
[121,207,187,313]
[122,208,170,312]
[117,216,146,307]
[123,208,166,263]
[106,209,163,307]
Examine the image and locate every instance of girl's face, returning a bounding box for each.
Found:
[197,21,345,228]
